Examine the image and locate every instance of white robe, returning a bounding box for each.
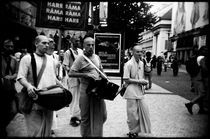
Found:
[123,56,151,134]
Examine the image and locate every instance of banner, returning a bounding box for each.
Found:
[36,1,88,30]
[99,2,108,26]
[94,33,121,73]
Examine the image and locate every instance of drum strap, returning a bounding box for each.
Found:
[31,53,47,87]
[82,54,109,81]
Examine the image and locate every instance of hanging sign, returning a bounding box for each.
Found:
[36,1,88,30]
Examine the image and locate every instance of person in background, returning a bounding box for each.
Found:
[171,56,179,76]
[14,52,22,62]
[151,55,157,68]
[122,45,151,138]
[63,37,83,127]
[163,57,168,72]
[46,37,59,137]
[185,46,208,115]
[20,48,28,60]
[1,39,19,137]
[143,51,153,90]
[185,45,199,93]
[17,35,58,137]
[156,56,164,76]
[68,37,107,137]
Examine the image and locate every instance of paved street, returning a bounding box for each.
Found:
[6,75,208,138]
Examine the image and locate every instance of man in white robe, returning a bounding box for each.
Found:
[123,45,151,137]
[63,37,83,127]
[17,35,58,137]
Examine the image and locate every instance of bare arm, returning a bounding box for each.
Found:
[123,77,148,85]
[18,78,37,99]
[68,69,89,78]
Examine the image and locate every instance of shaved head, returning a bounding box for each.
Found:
[83,37,94,44]
[132,45,143,62]
[133,45,142,52]
[83,37,95,56]
[35,35,49,55]
[35,35,49,45]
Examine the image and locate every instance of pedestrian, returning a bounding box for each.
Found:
[57,49,66,83]
[157,56,163,76]
[143,51,153,90]
[122,45,151,137]
[185,46,208,115]
[14,52,22,62]
[185,45,199,93]
[17,35,59,137]
[1,39,19,137]
[163,57,168,72]
[20,48,28,60]
[151,55,157,68]
[171,56,179,76]
[68,37,107,137]
[63,37,83,127]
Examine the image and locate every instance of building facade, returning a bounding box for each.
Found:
[170,2,209,63]
[0,1,38,52]
[138,3,173,58]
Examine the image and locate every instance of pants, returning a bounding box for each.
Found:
[191,79,206,109]
[24,108,53,137]
[69,85,81,119]
[144,72,152,89]
[79,82,107,137]
[157,65,162,75]
[126,98,151,134]
[51,111,57,130]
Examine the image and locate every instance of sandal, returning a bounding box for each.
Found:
[127,132,138,138]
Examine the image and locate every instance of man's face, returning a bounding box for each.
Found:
[47,39,55,55]
[133,46,143,61]
[36,36,49,55]
[83,38,95,56]
[73,38,81,48]
[3,40,14,54]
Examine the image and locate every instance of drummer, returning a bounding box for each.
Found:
[17,35,59,137]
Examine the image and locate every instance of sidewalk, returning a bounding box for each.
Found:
[6,78,208,137]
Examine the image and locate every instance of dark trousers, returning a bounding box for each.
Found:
[157,66,162,75]
[173,68,178,76]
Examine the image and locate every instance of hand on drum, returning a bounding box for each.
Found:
[27,85,38,100]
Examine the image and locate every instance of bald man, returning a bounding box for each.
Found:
[69,37,107,137]
[17,35,58,137]
[122,45,151,137]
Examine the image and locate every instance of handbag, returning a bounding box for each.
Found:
[83,55,120,100]
[34,85,72,111]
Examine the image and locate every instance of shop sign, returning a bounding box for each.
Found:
[94,33,121,73]
[36,1,88,30]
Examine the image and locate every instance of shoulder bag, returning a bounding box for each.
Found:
[83,55,120,100]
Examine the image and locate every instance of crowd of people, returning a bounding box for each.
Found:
[0,32,208,137]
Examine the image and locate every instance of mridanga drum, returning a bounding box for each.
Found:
[35,85,72,111]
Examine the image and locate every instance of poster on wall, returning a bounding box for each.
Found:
[94,33,121,73]
[36,1,88,30]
